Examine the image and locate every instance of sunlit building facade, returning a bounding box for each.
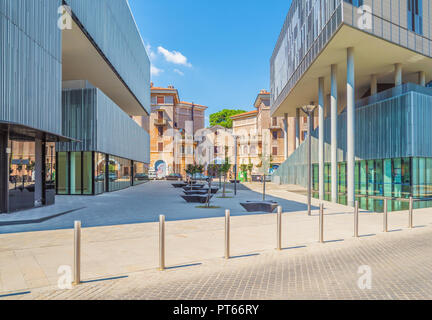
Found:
[0,0,150,212]
[271,0,432,211]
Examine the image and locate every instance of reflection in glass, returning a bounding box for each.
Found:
[95,153,106,194]
[109,155,131,191]
[70,152,82,195]
[9,140,36,211]
[134,161,149,185]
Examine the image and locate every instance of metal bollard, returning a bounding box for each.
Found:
[354,201,359,238]
[277,206,282,251]
[159,215,165,271]
[383,199,388,233]
[225,210,230,259]
[409,197,414,229]
[319,204,324,243]
[73,221,81,285]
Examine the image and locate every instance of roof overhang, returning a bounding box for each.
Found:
[271,24,432,117]
[62,16,149,116]
[0,122,78,143]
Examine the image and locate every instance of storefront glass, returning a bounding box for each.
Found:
[9,140,36,211]
[108,155,131,191]
[94,153,106,194]
[134,161,149,185]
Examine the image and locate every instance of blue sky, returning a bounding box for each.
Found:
[128,0,292,124]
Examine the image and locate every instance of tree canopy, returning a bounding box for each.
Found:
[209,109,247,129]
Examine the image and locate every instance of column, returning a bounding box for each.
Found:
[371,74,377,95]
[419,71,426,86]
[395,63,402,86]
[347,47,355,207]
[331,64,338,203]
[295,108,300,148]
[318,77,325,201]
[0,132,9,213]
[283,113,289,160]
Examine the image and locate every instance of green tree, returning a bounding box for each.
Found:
[209,109,247,129]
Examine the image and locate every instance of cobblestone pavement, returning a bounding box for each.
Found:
[12,225,432,300]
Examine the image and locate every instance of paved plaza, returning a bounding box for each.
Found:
[1,181,432,299]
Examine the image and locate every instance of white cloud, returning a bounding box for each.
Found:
[158,46,192,67]
[173,69,184,76]
[145,43,157,61]
[151,65,163,76]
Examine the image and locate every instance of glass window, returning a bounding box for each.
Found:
[95,153,106,195]
[83,152,93,195]
[367,160,375,196]
[393,158,403,198]
[360,161,367,195]
[375,160,383,196]
[108,156,132,192]
[57,152,69,195]
[70,152,82,195]
[9,140,36,211]
[401,158,411,198]
[134,162,149,185]
[408,0,423,35]
[344,0,363,7]
[383,159,393,198]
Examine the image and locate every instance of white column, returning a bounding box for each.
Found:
[283,113,289,160]
[395,63,402,86]
[371,74,377,95]
[331,64,338,203]
[295,108,300,148]
[318,77,325,201]
[347,47,355,207]
[419,71,426,86]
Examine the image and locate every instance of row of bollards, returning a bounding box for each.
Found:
[72,197,417,282]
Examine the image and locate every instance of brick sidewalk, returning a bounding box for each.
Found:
[12,225,432,300]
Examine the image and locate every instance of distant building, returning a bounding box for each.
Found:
[150,84,207,177]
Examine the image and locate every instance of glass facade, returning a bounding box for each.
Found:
[313,157,432,212]
[108,155,131,192]
[134,162,149,186]
[9,140,36,211]
[57,151,148,195]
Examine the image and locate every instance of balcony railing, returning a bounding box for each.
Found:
[154,119,167,126]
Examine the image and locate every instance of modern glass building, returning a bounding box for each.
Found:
[0,0,150,212]
[271,0,432,211]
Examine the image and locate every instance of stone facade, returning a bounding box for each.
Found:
[150,84,207,177]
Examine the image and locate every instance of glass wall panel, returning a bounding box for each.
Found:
[57,152,69,194]
[339,163,346,194]
[393,158,402,198]
[324,164,331,193]
[9,140,36,211]
[375,160,383,196]
[412,157,419,198]
[95,153,106,195]
[109,155,132,192]
[401,158,411,198]
[384,159,393,198]
[312,164,318,191]
[360,161,367,195]
[367,160,375,196]
[134,162,149,185]
[83,152,93,195]
[354,162,360,195]
[426,158,432,198]
[70,152,82,195]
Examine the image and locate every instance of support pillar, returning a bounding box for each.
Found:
[395,63,402,86]
[347,47,355,207]
[283,113,289,160]
[318,77,325,201]
[419,71,426,86]
[371,74,377,95]
[331,64,338,203]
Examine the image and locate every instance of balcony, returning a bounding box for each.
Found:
[154,119,167,126]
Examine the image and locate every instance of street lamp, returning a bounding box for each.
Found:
[301,104,317,216]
